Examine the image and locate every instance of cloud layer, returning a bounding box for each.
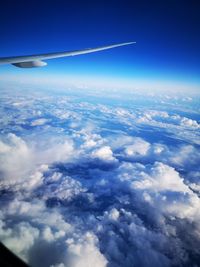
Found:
[0,85,200,267]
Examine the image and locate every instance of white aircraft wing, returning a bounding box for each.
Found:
[0,41,135,68]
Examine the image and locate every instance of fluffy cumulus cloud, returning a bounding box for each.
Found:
[118,162,200,222]
[0,133,33,182]
[0,85,200,267]
[123,137,150,157]
[65,232,107,267]
[0,133,75,187]
[91,146,117,162]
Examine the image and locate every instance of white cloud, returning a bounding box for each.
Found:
[168,145,200,168]
[91,146,117,162]
[31,118,49,126]
[124,137,150,157]
[105,208,120,221]
[97,209,172,267]
[65,232,107,267]
[0,196,72,266]
[180,117,199,128]
[0,133,75,187]
[117,161,200,223]
[0,133,33,182]
[37,139,75,164]
[132,162,190,193]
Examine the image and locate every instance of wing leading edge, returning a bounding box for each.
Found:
[0,42,135,68]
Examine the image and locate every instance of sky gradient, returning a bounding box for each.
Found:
[0,0,200,91]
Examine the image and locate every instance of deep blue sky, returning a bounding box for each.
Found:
[0,0,200,90]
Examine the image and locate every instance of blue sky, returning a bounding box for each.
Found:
[0,0,200,91]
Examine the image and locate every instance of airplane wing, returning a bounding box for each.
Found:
[0,41,135,68]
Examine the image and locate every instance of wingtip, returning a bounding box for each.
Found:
[121,41,136,46]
